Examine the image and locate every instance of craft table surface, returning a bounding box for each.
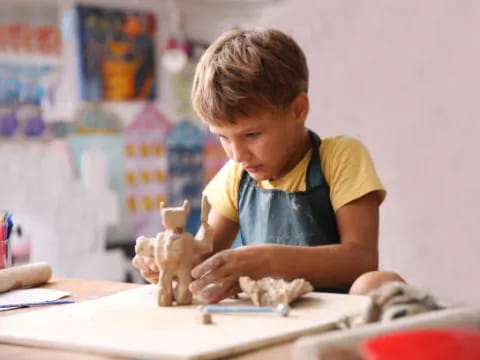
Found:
[0,278,296,360]
[0,278,366,360]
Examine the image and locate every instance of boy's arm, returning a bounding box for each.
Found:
[269,191,379,285]
[206,206,239,254]
[190,191,379,303]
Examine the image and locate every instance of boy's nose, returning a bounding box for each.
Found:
[229,142,248,162]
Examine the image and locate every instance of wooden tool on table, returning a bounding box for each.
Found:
[0,262,52,293]
[197,304,291,324]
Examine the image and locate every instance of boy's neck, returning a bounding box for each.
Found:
[269,129,311,181]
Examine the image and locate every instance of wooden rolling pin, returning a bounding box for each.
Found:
[0,262,52,293]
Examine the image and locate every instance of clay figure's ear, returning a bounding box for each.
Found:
[183,199,191,214]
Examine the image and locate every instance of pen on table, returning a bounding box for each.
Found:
[0,299,76,309]
[1,213,13,268]
[5,214,13,240]
[0,213,5,269]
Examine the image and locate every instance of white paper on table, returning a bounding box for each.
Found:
[0,288,71,312]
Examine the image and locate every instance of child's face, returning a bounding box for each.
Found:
[209,99,308,181]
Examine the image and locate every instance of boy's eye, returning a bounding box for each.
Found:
[246,132,260,139]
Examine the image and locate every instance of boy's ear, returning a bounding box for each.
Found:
[290,92,309,125]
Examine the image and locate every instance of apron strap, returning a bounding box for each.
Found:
[306,130,326,189]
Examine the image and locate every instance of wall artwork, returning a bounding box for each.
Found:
[124,103,171,237]
[166,120,205,234]
[76,5,157,101]
[0,17,61,140]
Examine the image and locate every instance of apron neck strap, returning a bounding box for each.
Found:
[306,130,326,189]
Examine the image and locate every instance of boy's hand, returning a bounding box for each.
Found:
[131,255,160,284]
[189,248,251,304]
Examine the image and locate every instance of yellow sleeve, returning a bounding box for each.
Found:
[321,137,386,211]
[203,160,242,222]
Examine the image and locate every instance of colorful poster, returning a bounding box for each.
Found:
[76,6,157,101]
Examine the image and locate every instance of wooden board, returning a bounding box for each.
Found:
[0,285,368,360]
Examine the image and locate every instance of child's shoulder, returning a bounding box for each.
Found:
[320,135,367,154]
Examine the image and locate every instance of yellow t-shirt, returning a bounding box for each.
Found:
[204,136,386,222]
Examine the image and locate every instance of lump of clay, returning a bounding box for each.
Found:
[239,276,313,307]
[358,281,443,324]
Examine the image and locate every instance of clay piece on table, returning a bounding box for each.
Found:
[197,310,213,325]
[357,281,443,325]
[135,195,213,306]
[238,276,313,307]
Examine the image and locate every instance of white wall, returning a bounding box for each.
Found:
[5,0,478,303]
[256,0,479,305]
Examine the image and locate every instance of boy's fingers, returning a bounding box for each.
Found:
[148,262,159,272]
[191,251,228,279]
[132,256,159,272]
[200,275,238,304]
[140,268,159,284]
[189,274,214,293]
[190,267,230,293]
[132,255,145,269]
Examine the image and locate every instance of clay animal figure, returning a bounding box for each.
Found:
[135,196,213,306]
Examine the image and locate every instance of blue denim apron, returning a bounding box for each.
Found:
[238,130,348,292]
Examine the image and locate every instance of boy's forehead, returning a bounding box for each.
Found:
[209,120,260,135]
[208,111,278,134]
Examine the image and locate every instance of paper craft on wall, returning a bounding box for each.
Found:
[169,40,209,116]
[0,12,62,140]
[66,104,126,242]
[166,119,204,234]
[0,64,59,140]
[71,103,123,134]
[124,103,171,237]
[76,5,157,101]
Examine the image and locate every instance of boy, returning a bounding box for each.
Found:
[133,28,403,303]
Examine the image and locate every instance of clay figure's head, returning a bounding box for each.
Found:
[135,236,153,256]
[160,200,191,232]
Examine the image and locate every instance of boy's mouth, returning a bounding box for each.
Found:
[244,165,263,173]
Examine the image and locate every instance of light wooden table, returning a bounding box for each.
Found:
[0,278,293,360]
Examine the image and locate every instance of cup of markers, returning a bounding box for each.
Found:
[0,213,14,269]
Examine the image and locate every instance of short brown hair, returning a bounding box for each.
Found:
[191,28,309,125]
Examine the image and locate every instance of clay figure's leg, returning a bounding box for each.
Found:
[175,269,193,305]
[158,270,173,306]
